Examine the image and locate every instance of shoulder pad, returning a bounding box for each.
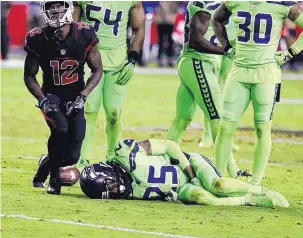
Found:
[76,22,99,47]
[24,27,44,54]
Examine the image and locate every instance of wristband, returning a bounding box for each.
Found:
[128,51,140,64]
[39,98,47,108]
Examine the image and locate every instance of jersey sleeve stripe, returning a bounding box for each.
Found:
[207,3,221,10]
[266,1,296,6]
[193,1,205,8]
[42,29,49,41]
[74,24,78,40]
[84,36,97,58]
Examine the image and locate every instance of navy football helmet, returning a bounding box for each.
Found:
[80,162,132,199]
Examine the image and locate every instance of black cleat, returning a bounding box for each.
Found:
[236,170,252,179]
[47,177,61,195]
[32,155,50,188]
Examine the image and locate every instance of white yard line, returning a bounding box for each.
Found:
[0,168,35,174]
[1,59,303,81]
[0,214,197,238]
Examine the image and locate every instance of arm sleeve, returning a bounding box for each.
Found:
[290,32,303,55]
[148,139,190,170]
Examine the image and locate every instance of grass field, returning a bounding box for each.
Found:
[1,68,303,238]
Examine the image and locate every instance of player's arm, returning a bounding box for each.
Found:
[66,45,102,116]
[80,46,103,97]
[115,2,145,85]
[129,1,145,56]
[73,2,81,22]
[275,3,303,65]
[23,53,46,102]
[212,2,234,56]
[139,139,196,181]
[188,11,224,55]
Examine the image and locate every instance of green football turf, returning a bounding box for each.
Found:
[1,68,303,238]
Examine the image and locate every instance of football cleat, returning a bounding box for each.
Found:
[236,170,252,179]
[32,155,50,188]
[246,194,276,208]
[262,187,289,208]
[47,176,61,195]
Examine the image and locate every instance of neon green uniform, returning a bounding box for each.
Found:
[77,1,136,161]
[201,14,236,147]
[166,1,241,178]
[108,138,287,207]
[215,1,298,184]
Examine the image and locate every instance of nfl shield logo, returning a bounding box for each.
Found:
[61,49,66,55]
[250,1,258,8]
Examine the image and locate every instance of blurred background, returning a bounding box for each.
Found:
[1,1,303,69]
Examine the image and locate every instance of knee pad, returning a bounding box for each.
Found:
[253,84,276,123]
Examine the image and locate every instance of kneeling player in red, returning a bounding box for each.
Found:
[24,1,102,194]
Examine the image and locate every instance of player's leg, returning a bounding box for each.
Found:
[218,56,232,89]
[62,109,86,168]
[218,56,240,152]
[215,78,251,176]
[187,59,221,142]
[41,95,69,194]
[102,69,127,159]
[177,183,275,207]
[186,59,241,177]
[79,71,105,163]
[166,82,196,144]
[250,81,279,185]
[199,56,223,148]
[190,153,263,196]
[199,116,213,148]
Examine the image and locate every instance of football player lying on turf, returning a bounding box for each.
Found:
[80,139,289,208]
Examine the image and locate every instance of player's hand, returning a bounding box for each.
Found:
[66,94,87,116]
[37,98,59,114]
[274,50,293,66]
[115,59,135,85]
[224,47,236,60]
[115,51,139,85]
[191,177,203,187]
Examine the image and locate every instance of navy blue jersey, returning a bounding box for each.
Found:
[24,22,98,98]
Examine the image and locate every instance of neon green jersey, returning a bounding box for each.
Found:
[78,1,136,70]
[180,1,222,63]
[109,139,189,200]
[226,1,295,68]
